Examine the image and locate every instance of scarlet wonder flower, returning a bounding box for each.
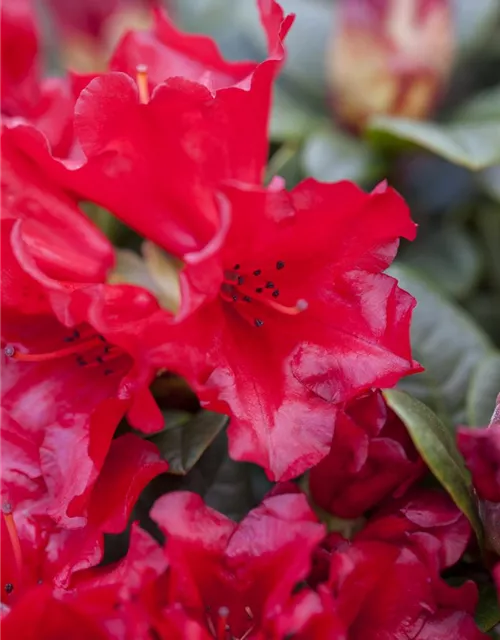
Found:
[309,389,425,518]
[5,0,293,258]
[144,179,420,480]
[2,142,166,441]
[1,407,167,607]
[310,489,486,639]
[1,0,73,155]
[457,400,500,556]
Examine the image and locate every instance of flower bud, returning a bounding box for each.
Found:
[328,0,455,131]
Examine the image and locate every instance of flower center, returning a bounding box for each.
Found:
[4,326,123,377]
[219,260,308,328]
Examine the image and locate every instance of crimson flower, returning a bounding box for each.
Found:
[149,488,326,639]
[309,389,424,517]
[457,419,500,555]
[308,489,486,639]
[324,538,486,639]
[356,488,472,573]
[1,0,73,155]
[1,406,167,606]
[2,142,166,442]
[5,0,292,257]
[144,179,420,480]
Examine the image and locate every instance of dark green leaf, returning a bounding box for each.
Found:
[367,116,500,170]
[475,583,500,632]
[301,127,376,184]
[389,264,493,426]
[383,389,483,544]
[204,458,256,521]
[147,411,228,475]
[266,143,303,187]
[401,224,482,299]
[467,353,500,427]
[454,86,500,122]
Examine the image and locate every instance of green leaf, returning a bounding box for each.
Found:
[475,583,500,632]
[388,264,493,426]
[301,127,376,184]
[367,116,500,170]
[467,353,500,427]
[266,143,303,188]
[147,411,229,475]
[454,86,500,122]
[401,224,482,300]
[383,389,483,544]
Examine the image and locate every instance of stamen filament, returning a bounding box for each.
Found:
[4,336,105,363]
[136,64,150,104]
[2,507,23,584]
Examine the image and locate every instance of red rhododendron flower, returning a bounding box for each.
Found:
[149,489,326,639]
[306,488,486,638]
[4,0,293,257]
[356,488,472,573]
[2,142,166,439]
[143,179,420,480]
[1,407,167,604]
[457,416,500,555]
[324,538,486,639]
[309,389,424,517]
[1,0,73,155]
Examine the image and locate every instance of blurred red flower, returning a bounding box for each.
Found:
[309,389,425,518]
[1,0,73,154]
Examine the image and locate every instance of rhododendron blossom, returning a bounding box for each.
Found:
[0,0,496,636]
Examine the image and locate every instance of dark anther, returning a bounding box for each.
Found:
[96,356,104,364]
[265,282,274,289]
[76,356,87,367]
[104,369,113,376]
[255,288,263,293]
[104,345,111,353]
[237,276,244,285]
[233,264,240,270]
[276,261,285,270]
[243,296,251,302]
[73,329,81,339]
[63,336,75,343]
[232,295,238,302]
[4,345,15,358]
[254,319,264,327]
[4,584,13,594]
[98,334,106,342]
[253,269,262,276]
[272,289,280,298]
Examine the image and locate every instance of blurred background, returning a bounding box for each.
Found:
[31,0,500,510]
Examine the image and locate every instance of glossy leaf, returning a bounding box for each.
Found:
[467,353,500,427]
[389,264,493,426]
[475,583,500,632]
[147,411,229,475]
[367,116,500,170]
[383,389,483,544]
